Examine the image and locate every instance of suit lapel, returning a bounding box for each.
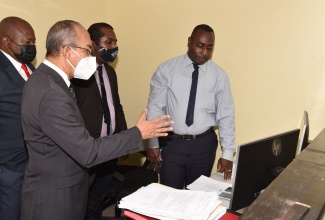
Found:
[27,63,36,72]
[103,64,116,105]
[37,63,74,101]
[90,74,102,99]
[0,51,25,87]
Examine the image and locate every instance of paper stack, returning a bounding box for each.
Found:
[119,183,227,220]
[186,175,232,193]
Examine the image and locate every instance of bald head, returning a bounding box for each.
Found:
[0,16,36,62]
[0,17,31,35]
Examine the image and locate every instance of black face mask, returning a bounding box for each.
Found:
[98,47,118,64]
[10,39,36,63]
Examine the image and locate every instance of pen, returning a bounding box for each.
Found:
[154,149,162,171]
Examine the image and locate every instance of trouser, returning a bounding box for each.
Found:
[85,159,117,220]
[159,130,217,189]
[0,165,24,220]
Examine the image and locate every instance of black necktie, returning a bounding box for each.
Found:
[185,63,199,127]
[97,65,111,134]
[69,84,76,102]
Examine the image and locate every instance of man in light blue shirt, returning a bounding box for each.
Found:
[147,24,235,189]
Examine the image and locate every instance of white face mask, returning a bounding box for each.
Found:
[66,46,97,80]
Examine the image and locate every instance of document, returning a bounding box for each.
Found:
[119,183,226,220]
[186,175,231,194]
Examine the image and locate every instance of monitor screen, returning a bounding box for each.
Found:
[229,129,300,211]
[296,111,309,155]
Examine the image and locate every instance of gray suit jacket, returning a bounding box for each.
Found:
[20,63,143,220]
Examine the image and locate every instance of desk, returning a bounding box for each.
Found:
[210,172,232,209]
[123,209,240,220]
[121,172,240,219]
[239,128,325,219]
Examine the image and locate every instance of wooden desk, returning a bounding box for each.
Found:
[240,128,325,220]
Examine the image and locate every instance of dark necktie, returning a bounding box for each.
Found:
[21,64,30,78]
[69,85,75,97]
[185,63,199,127]
[68,84,76,102]
[97,65,111,134]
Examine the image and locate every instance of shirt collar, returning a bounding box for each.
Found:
[43,59,70,87]
[0,49,22,72]
[184,53,208,72]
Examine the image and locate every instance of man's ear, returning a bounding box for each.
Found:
[91,40,100,55]
[61,46,71,59]
[2,36,10,48]
[187,37,191,47]
[91,40,100,50]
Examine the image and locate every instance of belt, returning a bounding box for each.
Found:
[169,128,214,140]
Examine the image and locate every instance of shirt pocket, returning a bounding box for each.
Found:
[201,91,216,114]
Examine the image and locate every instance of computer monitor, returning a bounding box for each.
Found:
[229,129,300,211]
[296,111,309,155]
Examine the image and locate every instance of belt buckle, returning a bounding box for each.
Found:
[183,135,194,140]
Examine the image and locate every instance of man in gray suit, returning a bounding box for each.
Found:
[20,20,172,220]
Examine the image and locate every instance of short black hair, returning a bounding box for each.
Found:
[191,24,214,38]
[88,23,113,45]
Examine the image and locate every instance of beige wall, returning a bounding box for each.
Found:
[107,0,325,171]
[1,1,325,171]
[107,0,325,141]
[0,0,109,65]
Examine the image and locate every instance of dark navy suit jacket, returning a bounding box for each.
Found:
[71,63,127,138]
[0,50,35,172]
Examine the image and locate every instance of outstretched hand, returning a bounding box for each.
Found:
[136,109,173,139]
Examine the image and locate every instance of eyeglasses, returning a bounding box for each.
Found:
[71,45,92,56]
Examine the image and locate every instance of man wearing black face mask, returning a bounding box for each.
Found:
[71,22,124,220]
[0,16,36,220]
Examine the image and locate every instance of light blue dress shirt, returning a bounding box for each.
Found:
[147,53,235,161]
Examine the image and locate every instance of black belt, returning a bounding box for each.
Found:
[169,128,214,140]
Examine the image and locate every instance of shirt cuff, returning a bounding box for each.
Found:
[221,149,235,161]
[148,137,159,149]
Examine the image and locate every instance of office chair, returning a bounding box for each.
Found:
[103,151,159,218]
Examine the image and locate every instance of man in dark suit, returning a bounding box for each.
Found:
[20,20,172,220]
[0,16,36,220]
[72,23,127,219]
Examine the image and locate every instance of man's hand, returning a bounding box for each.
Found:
[136,109,173,139]
[147,148,162,167]
[217,158,233,181]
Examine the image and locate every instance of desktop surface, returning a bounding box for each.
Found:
[209,170,245,214]
[210,172,232,209]
[123,209,240,220]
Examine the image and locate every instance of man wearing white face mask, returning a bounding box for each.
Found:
[65,45,96,80]
[20,20,173,220]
